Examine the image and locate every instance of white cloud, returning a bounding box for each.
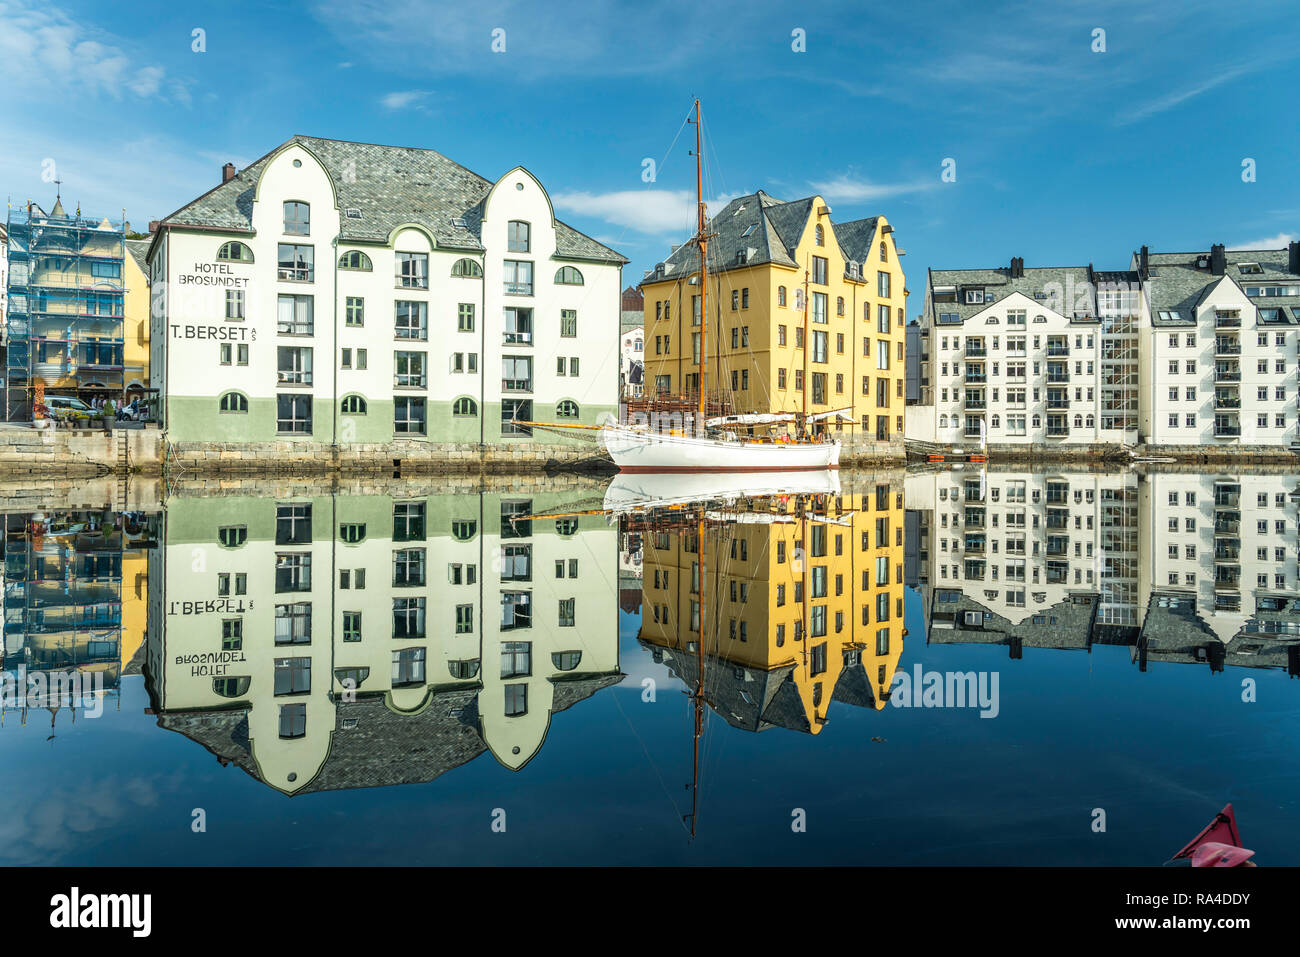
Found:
[552,189,746,236]
[380,89,432,111]
[1116,65,1256,126]
[1229,233,1296,251]
[0,0,185,102]
[809,173,935,205]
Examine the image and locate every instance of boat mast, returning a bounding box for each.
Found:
[689,510,705,838]
[693,98,708,436]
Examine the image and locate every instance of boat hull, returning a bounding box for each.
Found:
[601,426,840,472]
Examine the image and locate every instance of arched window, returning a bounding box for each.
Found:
[880,241,888,262]
[556,518,579,536]
[556,399,579,418]
[552,651,582,671]
[334,667,369,688]
[338,250,372,271]
[815,224,825,246]
[339,522,366,544]
[217,241,253,263]
[451,258,483,278]
[864,303,870,321]
[1074,414,1083,428]
[452,396,478,416]
[836,296,845,316]
[283,201,310,235]
[218,526,247,548]
[991,415,1000,429]
[219,391,248,413]
[555,266,584,285]
[213,676,250,698]
[1086,414,1095,428]
[507,220,530,253]
[778,286,787,307]
[340,394,367,414]
[451,520,477,542]
[939,414,948,428]
[1032,414,1041,428]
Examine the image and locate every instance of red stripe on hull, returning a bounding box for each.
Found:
[618,464,840,473]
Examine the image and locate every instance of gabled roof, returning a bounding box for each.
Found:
[925,264,1099,323]
[1141,247,1300,327]
[157,135,627,265]
[124,239,150,274]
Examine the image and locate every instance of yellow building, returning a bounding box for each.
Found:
[640,192,907,443]
[123,239,150,395]
[639,480,906,732]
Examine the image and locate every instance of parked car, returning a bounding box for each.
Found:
[42,396,94,423]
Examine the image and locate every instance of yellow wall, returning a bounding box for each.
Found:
[123,249,150,389]
[121,550,148,669]
[640,484,906,731]
[641,206,907,441]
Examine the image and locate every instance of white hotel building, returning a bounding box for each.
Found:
[910,242,1300,452]
[147,136,626,446]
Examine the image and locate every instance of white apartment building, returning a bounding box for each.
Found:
[148,136,626,446]
[1135,243,1300,447]
[907,468,1300,666]
[911,258,1139,448]
[1,223,8,349]
[146,490,620,794]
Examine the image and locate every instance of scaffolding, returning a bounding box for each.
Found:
[5,199,126,421]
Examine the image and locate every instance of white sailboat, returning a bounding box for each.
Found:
[602,100,842,474]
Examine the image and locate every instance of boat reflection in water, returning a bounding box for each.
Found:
[145,488,621,795]
[616,470,907,737]
[906,468,1300,677]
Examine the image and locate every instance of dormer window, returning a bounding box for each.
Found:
[283,201,310,235]
[965,289,984,304]
[507,221,530,253]
[654,264,665,279]
[736,249,749,265]
[1238,262,1263,275]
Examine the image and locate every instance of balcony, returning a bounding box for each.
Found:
[1214,424,1242,438]
[1214,338,1241,356]
[1214,514,1240,536]
[1214,566,1241,590]
[1215,313,1241,328]
[501,378,533,393]
[1213,488,1240,508]
[964,397,987,410]
[1046,509,1069,530]
[1046,395,1070,410]
[964,344,986,358]
[1045,564,1070,585]
[1046,345,1070,357]
[1214,366,1241,383]
[964,372,987,384]
[1046,422,1070,438]
[963,537,986,555]
[964,510,986,529]
[1046,538,1069,557]
[1214,542,1240,562]
[1214,393,1240,410]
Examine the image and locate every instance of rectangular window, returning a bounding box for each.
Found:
[277,244,314,282]
[276,346,313,385]
[394,351,427,388]
[878,271,891,298]
[503,260,534,295]
[344,296,364,327]
[225,289,245,320]
[394,396,427,434]
[394,597,427,638]
[392,647,426,686]
[560,308,577,337]
[275,394,312,434]
[458,302,475,332]
[277,294,314,335]
[504,307,533,344]
[502,356,533,392]
[396,251,429,289]
[812,256,828,285]
[395,300,428,340]
[507,221,531,253]
[274,602,312,644]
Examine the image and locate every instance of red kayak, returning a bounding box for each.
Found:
[1170,804,1257,867]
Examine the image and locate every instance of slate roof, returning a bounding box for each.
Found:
[157,135,627,265]
[1140,247,1300,327]
[644,191,886,284]
[125,239,149,274]
[925,264,1101,324]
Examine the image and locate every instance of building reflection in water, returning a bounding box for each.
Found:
[629,474,908,734]
[144,491,621,794]
[1,509,157,725]
[906,469,1300,676]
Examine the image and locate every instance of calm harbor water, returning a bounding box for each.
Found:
[1,467,1298,866]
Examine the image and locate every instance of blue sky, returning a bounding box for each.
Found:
[2,0,1297,309]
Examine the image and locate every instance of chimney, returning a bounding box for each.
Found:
[1289,241,1300,275]
[1139,245,1149,279]
[222,162,236,183]
[1210,243,1226,276]
[148,220,161,234]
[1009,256,1024,279]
